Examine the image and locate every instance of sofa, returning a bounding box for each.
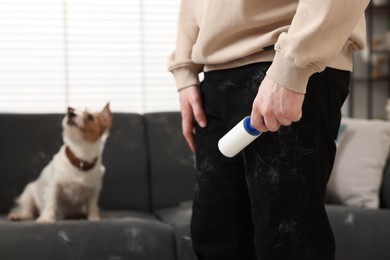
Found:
[0,111,389,260]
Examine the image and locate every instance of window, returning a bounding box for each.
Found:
[0,0,180,113]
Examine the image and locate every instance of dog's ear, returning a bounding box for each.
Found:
[100,103,113,128]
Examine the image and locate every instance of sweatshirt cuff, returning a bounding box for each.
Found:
[266,51,319,94]
[171,66,201,91]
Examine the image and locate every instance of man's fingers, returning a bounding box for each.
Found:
[187,91,207,128]
[179,85,206,152]
[290,110,302,122]
[250,113,268,133]
[191,101,207,128]
[181,111,196,152]
[275,117,292,126]
[263,117,281,132]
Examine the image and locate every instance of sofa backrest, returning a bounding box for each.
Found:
[101,113,150,212]
[0,114,64,214]
[3,112,390,213]
[0,113,151,214]
[144,112,196,211]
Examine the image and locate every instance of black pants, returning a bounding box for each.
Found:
[191,62,350,260]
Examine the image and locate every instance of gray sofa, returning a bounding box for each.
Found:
[0,112,389,260]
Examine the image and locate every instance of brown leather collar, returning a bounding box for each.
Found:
[65,146,98,171]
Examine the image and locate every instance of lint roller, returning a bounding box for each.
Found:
[218,116,262,158]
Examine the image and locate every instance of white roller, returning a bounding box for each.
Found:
[218,116,261,158]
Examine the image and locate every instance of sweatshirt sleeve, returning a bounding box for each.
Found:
[267,0,370,94]
[168,0,204,91]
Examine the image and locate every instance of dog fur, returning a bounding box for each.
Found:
[8,103,112,223]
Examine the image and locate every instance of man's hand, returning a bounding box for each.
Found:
[250,75,304,132]
[179,85,207,152]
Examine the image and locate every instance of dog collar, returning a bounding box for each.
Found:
[65,146,98,171]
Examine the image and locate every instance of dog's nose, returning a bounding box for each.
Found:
[68,107,76,118]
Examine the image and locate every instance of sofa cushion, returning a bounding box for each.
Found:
[101,113,150,212]
[327,118,390,208]
[144,112,196,211]
[326,205,390,260]
[0,212,176,260]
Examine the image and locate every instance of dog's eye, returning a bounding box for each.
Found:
[87,114,94,121]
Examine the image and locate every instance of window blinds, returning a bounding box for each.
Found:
[0,0,180,113]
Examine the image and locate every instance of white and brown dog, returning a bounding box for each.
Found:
[8,103,113,223]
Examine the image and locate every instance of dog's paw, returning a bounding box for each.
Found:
[36,215,55,224]
[88,215,100,221]
[8,212,33,221]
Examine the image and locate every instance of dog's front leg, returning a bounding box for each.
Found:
[36,185,59,223]
[87,189,100,221]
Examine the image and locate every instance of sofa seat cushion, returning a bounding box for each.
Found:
[326,205,390,260]
[0,211,176,260]
[156,201,196,260]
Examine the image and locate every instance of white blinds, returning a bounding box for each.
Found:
[0,1,66,112]
[0,0,180,113]
[143,0,181,112]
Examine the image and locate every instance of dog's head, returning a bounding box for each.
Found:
[62,103,113,143]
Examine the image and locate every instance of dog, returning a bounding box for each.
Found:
[8,103,113,223]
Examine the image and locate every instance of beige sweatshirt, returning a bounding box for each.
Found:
[168,0,369,94]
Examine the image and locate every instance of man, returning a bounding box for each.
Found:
[168,1,369,259]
